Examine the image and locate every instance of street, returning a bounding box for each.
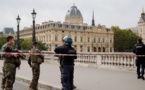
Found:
[0,76,46,90]
[0,76,28,90]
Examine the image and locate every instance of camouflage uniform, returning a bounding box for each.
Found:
[28,47,43,90]
[1,43,20,90]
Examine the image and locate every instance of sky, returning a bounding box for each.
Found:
[0,0,144,31]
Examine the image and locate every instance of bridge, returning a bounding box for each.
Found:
[0,52,145,90]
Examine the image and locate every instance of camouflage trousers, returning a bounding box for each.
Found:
[29,63,40,90]
[1,63,16,90]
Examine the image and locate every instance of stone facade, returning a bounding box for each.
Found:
[138,9,145,43]
[17,5,114,52]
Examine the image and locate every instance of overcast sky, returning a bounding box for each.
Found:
[0,0,144,31]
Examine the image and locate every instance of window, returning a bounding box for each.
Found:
[49,45,51,51]
[80,45,83,48]
[48,24,50,27]
[50,36,51,41]
[65,25,69,28]
[58,24,62,28]
[110,39,112,43]
[71,25,74,29]
[98,38,100,43]
[52,24,55,27]
[75,37,77,42]
[55,44,58,48]
[87,47,90,52]
[81,37,83,42]
[94,38,96,43]
[110,48,112,52]
[45,25,47,28]
[103,47,105,52]
[83,27,87,30]
[77,26,80,29]
[103,38,104,43]
[88,37,90,42]
[55,36,58,41]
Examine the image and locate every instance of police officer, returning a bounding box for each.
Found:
[1,36,21,90]
[55,36,77,90]
[28,42,44,90]
[133,38,145,80]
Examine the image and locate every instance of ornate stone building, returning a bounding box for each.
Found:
[138,9,145,43]
[18,4,114,52]
[0,27,15,37]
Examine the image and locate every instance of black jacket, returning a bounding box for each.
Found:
[133,43,145,58]
[54,45,77,65]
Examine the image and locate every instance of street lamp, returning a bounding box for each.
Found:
[16,15,21,50]
[31,9,37,43]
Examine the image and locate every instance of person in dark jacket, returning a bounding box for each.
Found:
[133,38,145,80]
[55,36,77,90]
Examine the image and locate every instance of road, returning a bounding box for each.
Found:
[0,76,46,90]
[0,61,145,90]
[0,76,28,90]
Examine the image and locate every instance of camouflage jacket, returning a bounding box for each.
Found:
[29,48,43,64]
[1,43,18,65]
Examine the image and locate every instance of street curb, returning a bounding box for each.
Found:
[0,71,61,90]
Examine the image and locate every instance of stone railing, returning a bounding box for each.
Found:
[42,51,136,69]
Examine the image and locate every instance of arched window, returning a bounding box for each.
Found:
[98,47,101,52]
[93,47,97,52]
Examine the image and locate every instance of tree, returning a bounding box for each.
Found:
[21,38,47,51]
[111,26,139,52]
[0,37,6,49]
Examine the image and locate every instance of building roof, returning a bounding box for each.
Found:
[0,32,3,36]
[66,4,82,17]
[138,9,145,23]
[3,28,14,34]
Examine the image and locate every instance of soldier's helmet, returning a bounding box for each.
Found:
[63,36,73,45]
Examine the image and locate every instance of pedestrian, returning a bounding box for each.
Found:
[133,38,145,80]
[55,36,77,90]
[28,42,44,90]
[1,36,21,90]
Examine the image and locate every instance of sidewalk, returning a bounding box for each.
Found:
[0,60,145,90]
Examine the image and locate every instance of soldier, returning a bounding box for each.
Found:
[133,38,145,80]
[1,36,21,90]
[55,36,77,90]
[28,42,44,90]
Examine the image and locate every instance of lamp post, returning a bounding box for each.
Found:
[16,15,21,50]
[31,9,37,43]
